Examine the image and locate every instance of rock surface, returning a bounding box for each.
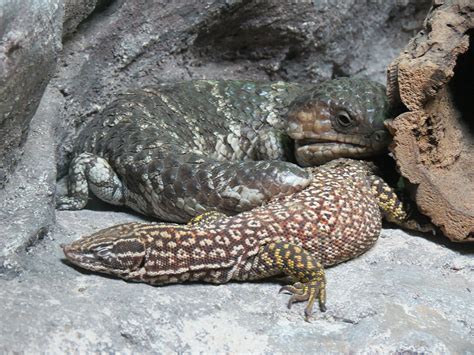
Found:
[0,0,63,188]
[0,86,62,268]
[387,1,474,242]
[0,210,472,353]
[63,0,111,38]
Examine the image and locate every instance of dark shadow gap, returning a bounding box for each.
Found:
[448,29,474,136]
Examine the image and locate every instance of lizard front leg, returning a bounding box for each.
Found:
[368,175,435,233]
[142,154,312,222]
[56,152,126,210]
[257,242,326,321]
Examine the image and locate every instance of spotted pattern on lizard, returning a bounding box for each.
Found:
[62,159,429,321]
[57,79,391,222]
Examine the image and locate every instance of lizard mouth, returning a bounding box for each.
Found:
[294,138,378,166]
[62,244,99,269]
[62,243,114,274]
[295,138,365,148]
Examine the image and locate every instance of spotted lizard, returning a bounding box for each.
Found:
[57,78,391,222]
[62,159,429,321]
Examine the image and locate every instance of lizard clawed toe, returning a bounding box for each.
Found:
[279,279,326,321]
[288,292,310,309]
[303,280,327,322]
[279,281,305,295]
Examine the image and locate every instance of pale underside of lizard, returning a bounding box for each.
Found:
[57,78,391,222]
[62,159,427,321]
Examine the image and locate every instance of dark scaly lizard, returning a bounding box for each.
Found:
[57,79,391,222]
[62,159,427,321]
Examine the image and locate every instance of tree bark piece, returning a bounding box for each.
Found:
[386,1,474,242]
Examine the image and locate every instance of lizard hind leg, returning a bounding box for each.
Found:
[56,152,126,210]
[259,242,326,321]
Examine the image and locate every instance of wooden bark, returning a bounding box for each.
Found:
[387,1,474,242]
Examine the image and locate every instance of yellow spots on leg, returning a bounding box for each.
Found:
[287,259,294,269]
[187,211,228,227]
[370,175,411,224]
[258,241,326,320]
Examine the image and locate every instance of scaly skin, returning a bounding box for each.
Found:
[57,79,391,222]
[62,159,428,321]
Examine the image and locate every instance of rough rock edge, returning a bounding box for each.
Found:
[63,0,111,38]
[386,1,474,242]
[0,0,63,188]
[0,87,62,271]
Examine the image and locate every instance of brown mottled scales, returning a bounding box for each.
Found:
[63,159,426,320]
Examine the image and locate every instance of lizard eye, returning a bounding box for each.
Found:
[335,111,354,128]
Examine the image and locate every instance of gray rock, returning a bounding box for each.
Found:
[0,0,63,188]
[63,0,112,38]
[0,86,63,270]
[0,211,472,353]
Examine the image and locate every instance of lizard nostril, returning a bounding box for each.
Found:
[373,131,387,142]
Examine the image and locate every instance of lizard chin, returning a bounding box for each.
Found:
[294,140,380,167]
[293,128,391,167]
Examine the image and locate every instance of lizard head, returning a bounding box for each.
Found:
[287,77,391,166]
[61,223,146,277]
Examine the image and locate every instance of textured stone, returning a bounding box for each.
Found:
[386,1,474,242]
[0,86,63,269]
[63,0,111,38]
[0,0,62,188]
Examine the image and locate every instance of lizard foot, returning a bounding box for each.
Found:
[279,281,305,296]
[57,152,125,211]
[259,242,327,321]
[56,196,87,210]
[280,280,326,322]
